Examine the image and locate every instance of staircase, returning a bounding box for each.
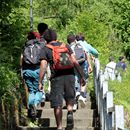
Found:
[17,95,100,130]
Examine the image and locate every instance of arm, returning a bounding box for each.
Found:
[87,44,98,58]
[85,52,93,73]
[20,54,23,67]
[20,54,24,78]
[71,53,86,86]
[38,60,48,91]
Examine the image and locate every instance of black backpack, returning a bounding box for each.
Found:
[23,39,45,64]
[72,43,86,64]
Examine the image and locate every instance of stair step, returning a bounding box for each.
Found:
[42,101,96,110]
[38,118,94,127]
[17,126,100,130]
[37,109,96,119]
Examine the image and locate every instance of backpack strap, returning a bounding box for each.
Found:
[75,42,82,48]
[46,43,65,49]
[46,44,54,49]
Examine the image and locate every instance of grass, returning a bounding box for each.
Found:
[87,61,130,128]
[108,67,130,128]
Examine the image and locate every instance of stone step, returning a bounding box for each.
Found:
[37,109,96,119]
[17,126,100,130]
[42,101,96,110]
[38,118,96,127]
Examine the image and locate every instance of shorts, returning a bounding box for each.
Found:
[50,75,75,108]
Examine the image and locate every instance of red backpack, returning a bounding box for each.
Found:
[46,43,74,70]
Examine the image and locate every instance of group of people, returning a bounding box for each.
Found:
[104,56,127,81]
[20,22,98,129]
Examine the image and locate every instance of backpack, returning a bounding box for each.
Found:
[46,43,74,70]
[71,43,86,64]
[23,39,45,64]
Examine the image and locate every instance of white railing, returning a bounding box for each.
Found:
[93,58,125,130]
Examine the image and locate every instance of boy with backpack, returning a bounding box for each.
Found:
[20,23,48,119]
[38,29,86,130]
[67,34,92,109]
[75,33,98,106]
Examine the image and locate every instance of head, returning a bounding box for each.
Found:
[109,56,114,62]
[27,31,40,40]
[44,29,57,43]
[119,56,124,62]
[76,33,85,41]
[37,23,48,35]
[67,34,76,44]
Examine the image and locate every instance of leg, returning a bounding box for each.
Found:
[54,106,62,130]
[34,91,43,107]
[50,76,64,130]
[64,75,75,128]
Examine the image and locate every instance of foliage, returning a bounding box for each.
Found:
[0,65,19,101]
[0,0,130,129]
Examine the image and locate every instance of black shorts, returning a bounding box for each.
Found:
[50,74,75,108]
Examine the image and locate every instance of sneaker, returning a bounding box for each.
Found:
[73,103,78,112]
[67,111,74,128]
[78,95,86,108]
[76,91,80,97]
[29,105,37,119]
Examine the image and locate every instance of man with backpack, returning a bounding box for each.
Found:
[67,34,92,109]
[38,29,86,130]
[75,33,98,107]
[76,33,98,58]
[20,23,48,119]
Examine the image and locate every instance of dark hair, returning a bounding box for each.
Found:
[119,56,124,61]
[76,33,85,41]
[37,23,48,35]
[67,34,76,44]
[44,29,57,43]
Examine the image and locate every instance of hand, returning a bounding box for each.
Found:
[80,77,86,86]
[38,82,43,91]
[88,66,93,74]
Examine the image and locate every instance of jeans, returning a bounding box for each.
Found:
[74,61,89,94]
[22,68,45,107]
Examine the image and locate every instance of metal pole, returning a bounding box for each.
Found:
[30,0,33,31]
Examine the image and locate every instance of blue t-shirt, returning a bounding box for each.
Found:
[116,61,127,70]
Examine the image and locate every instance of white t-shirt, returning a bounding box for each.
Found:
[104,61,116,80]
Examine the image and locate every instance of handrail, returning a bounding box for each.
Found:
[93,58,125,130]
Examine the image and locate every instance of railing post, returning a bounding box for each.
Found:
[114,105,124,130]
[93,58,100,112]
[106,91,114,130]
[98,70,105,114]
[100,81,108,130]
[93,58,125,130]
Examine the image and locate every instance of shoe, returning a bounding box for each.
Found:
[76,91,80,97]
[78,95,86,108]
[73,103,78,112]
[41,101,45,107]
[28,105,37,119]
[67,111,74,128]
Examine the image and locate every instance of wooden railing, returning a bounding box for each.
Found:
[93,58,125,130]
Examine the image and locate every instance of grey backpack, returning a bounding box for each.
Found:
[73,43,86,64]
[23,39,45,64]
